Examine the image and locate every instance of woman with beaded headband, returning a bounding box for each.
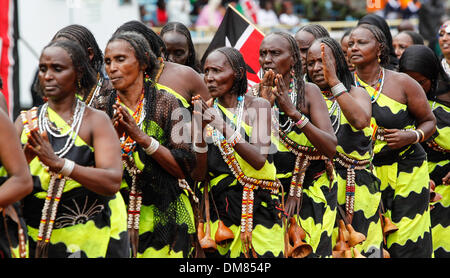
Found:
[160,21,202,74]
[439,20,450,77]
[349,24,436,258]
[104,31,196,258]
[306,37,384,258]
[252,31,338,258]
[15,39,124,258]
[110,20,210,110]
[191,46,284,258]
[0,104,33,258]
[399,45,450,258]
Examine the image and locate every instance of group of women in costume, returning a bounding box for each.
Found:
[0,13,448,258]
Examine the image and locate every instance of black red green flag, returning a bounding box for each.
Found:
[201,5,265,88]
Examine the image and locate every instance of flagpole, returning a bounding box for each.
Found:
[227,3,265,36]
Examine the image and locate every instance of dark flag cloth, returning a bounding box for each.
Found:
[201,5,265,88]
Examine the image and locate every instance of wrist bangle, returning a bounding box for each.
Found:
[412,130,420,144]
[330,82,347,98]
[59,158,75,177]
[295,114,309,129]
[144,137,160,155]
[416,129,425,142]
[193,143,208,153]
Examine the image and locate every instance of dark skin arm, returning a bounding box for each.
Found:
[273,75,337,159]
[321,43,371,130]
[383,72,437,149]
[16,109,123,196]
[113,103,186,179]
[0,110,33,208]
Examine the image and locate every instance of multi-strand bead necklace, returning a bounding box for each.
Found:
[354,68,385,103]
[21,99,86,256]
[115,89,146,254]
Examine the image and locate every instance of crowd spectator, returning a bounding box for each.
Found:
[279,0,300,26]
[256,0,279,28]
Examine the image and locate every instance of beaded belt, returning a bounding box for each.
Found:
[218,140,281,236]
[426,139,450,153]
[335,152,371,222]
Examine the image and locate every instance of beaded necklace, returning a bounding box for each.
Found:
[115,89,146,257]
[354,68,385,103]
[209,95,281,252]
[322,91,341,135]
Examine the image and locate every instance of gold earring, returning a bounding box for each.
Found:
[77,80,81,89]
[377,56,381,63]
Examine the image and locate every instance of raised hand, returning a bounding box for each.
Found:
[320,43,340,88]
[112,103,143,142]
[26,129,63,172]
[260,69,276,106]
[273,74,297,117]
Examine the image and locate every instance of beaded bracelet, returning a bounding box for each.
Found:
[295,114,309,129]
[144,137,160,155]
[193,143,208,153]
[330,82,347,98]
[59,159,75,177]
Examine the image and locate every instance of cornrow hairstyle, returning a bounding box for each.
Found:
[269,31,306,108]
[358,14,398,70]
[52,24,104,74]
[401,31,425,45]
[353,24,390,68]
[114,20,165,58]
[310,37,354,91]
[212,47,248,96]
[38,40,97,100]
[399,45,450,99]
[105,31,160,134]
[297,24,330,39]
[160,22,202,73]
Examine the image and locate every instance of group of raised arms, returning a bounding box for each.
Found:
[0,14,449,259]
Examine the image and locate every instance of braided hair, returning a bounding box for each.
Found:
[39,40,97,98]
[309,37,354,92]
[211,47,248,96]
[160,22,202,73]
[114,20,166,59]
[297,24,330,39]
[400,31,425,45]
[352,24,390,68]
[52,24,104,74]
[399,45,450,99]
[269,31,306,108]
[104,31,161,135]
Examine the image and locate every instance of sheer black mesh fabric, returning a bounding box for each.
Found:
[104,81,196,256]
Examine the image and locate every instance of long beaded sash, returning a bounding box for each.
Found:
[278,128,333,217]
[335,152,371,223]
[1,205,27,258]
